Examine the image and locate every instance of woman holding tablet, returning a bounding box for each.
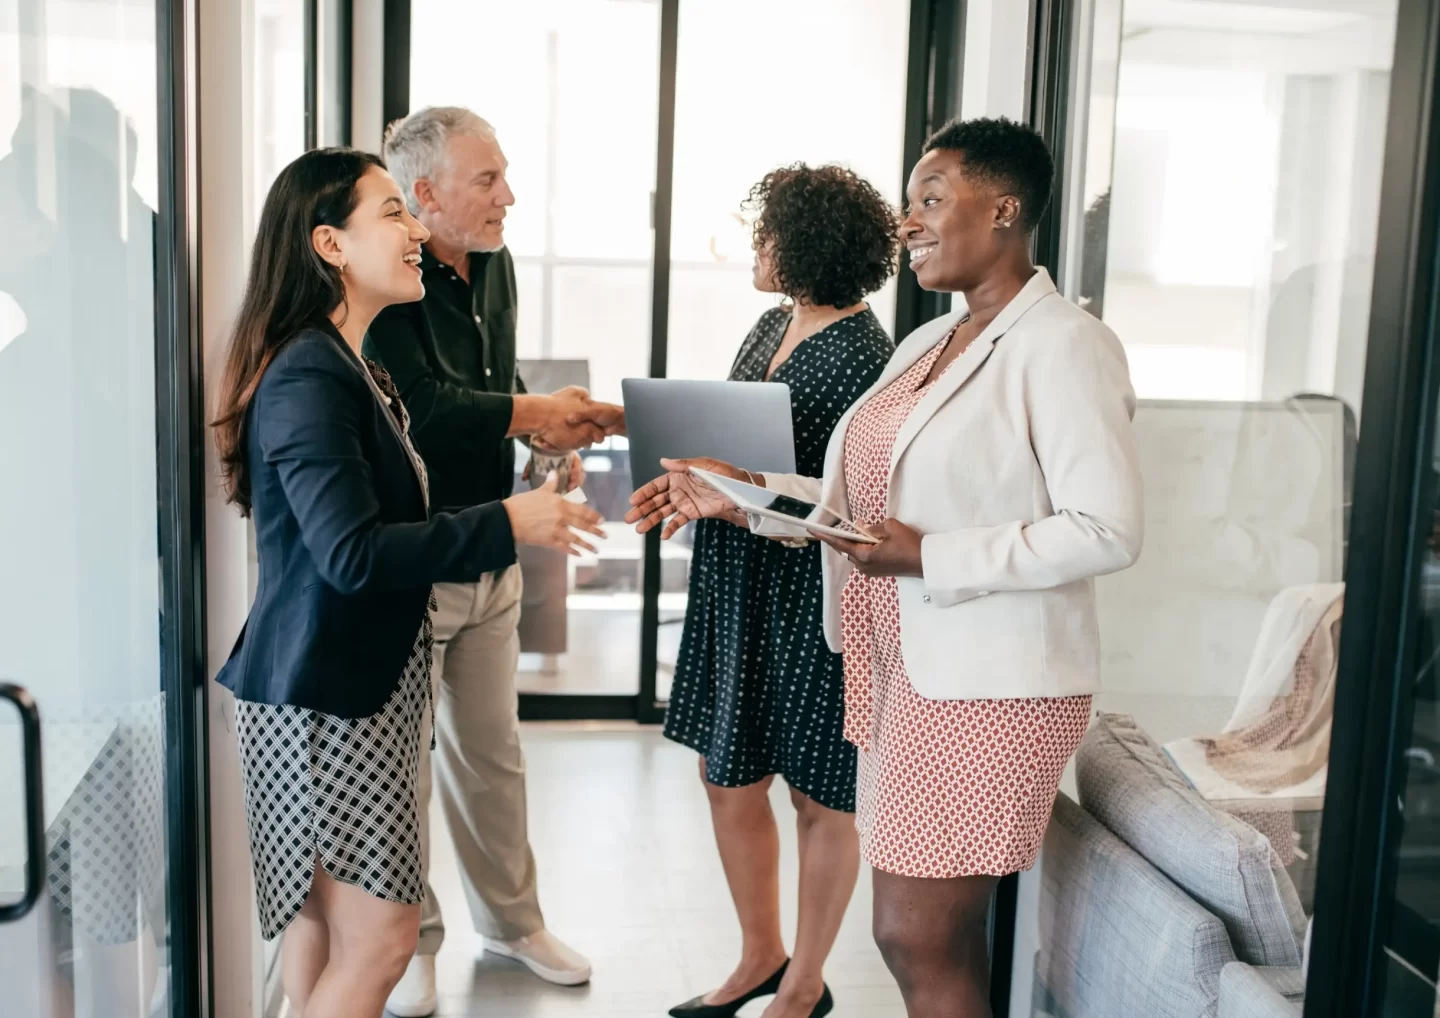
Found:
[649,164,898,1018]
[630,119,1143,1018]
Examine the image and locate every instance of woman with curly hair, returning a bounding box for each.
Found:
[662,164,899,1018]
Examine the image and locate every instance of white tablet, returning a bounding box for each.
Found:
[689,468,880,544]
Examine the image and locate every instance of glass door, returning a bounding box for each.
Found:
[409,0,663,705]
[1006,0,1403,1014]
[1314,1,1440,1005]
[0,0,178,1015]
[658,0,913,702]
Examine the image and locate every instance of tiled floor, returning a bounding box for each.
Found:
[416,724,904,1017]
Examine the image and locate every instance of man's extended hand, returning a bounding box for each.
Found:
[511,386,619,451]
[567,401,624,437]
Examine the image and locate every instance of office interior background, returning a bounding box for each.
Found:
[2,0,1440,1015]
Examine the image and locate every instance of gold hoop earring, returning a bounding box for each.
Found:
[339,262,347,274]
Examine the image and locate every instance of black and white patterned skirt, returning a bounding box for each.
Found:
[235,618,433,940]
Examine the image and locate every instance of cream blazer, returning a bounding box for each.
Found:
[752,269,1143,700]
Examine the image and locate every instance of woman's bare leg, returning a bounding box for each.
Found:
[699,759,789,1004]
[760,786,859,1017]
[280,882,329,1015]
[872,868,998,1018]
[299,866,421,1018]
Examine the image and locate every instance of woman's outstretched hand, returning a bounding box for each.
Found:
[625,457,749,539]
[503,472,607,556]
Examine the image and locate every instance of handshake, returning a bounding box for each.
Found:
[512,385,625,453]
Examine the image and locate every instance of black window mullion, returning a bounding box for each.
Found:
[382,0,411,134]
[1305,0,1440,1012]
[304,0,318,150]
[637,0,680,725]
[155,0,211,1014]
[896,0,963,343]
[1027,0,1074,283]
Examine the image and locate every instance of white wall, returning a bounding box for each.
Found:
[351,0,384,152]
[199,0,264,1014]
[959,0,1031,122]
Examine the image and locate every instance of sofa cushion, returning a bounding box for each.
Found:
[1076,713,1307,968]
[1037,793,1234,1017]
[1217,963,1304,1018]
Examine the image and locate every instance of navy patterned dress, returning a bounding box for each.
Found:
[664,306,893,811]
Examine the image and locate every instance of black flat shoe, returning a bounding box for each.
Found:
[809,984,835,1018]
[668,959,790,1017]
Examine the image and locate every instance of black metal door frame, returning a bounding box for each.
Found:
[896,0,965,342]
[1304,0,1440,1012]
[156,0,212,1013]
[1019,0,1440,1012]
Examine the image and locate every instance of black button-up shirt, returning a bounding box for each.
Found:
[362,246,527,511]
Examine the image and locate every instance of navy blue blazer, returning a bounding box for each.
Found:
[216,323,516,718]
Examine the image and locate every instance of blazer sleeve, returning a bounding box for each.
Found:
[919,326,1144,596]
[362,306,515,458]
[256,341,517,595]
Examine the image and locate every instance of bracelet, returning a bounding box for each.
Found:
[742,468,760,487]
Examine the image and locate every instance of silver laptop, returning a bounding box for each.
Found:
[621,378,796,488]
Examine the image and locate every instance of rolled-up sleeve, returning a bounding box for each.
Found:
[919,326,1144,597]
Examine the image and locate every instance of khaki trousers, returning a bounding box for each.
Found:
[416,566,543,954]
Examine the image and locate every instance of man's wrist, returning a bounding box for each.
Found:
[508,394,547,438]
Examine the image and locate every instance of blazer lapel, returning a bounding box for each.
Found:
[322,325,429,512]
[888,269,1059,474]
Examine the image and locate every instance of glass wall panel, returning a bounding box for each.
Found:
[252,0,305,219]
[1017,0,1399,1014]
[661,0,911,688]
[411,0,661,696]
[0,1,172,1015]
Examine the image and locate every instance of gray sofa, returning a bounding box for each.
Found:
[1032,713,1308,1018]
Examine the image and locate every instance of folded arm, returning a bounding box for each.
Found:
[257,343,516,595]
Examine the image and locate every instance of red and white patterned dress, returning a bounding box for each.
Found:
[840,335,1092,879]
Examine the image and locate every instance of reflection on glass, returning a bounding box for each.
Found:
[412,0,661,695]
[661,0,910,683]
[1016,0,1398,1014]
[0,2,170,1015]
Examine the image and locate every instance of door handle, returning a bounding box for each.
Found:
[0,683,43,922]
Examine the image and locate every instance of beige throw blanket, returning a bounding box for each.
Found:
[1198,592,1343,794]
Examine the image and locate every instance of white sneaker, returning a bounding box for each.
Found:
[482,929,592,986]
[385,955,438,1017]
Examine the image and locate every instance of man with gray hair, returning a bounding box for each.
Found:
[364,106,617,1016]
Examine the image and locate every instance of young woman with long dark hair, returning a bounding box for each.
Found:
[212,148,605,1018]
